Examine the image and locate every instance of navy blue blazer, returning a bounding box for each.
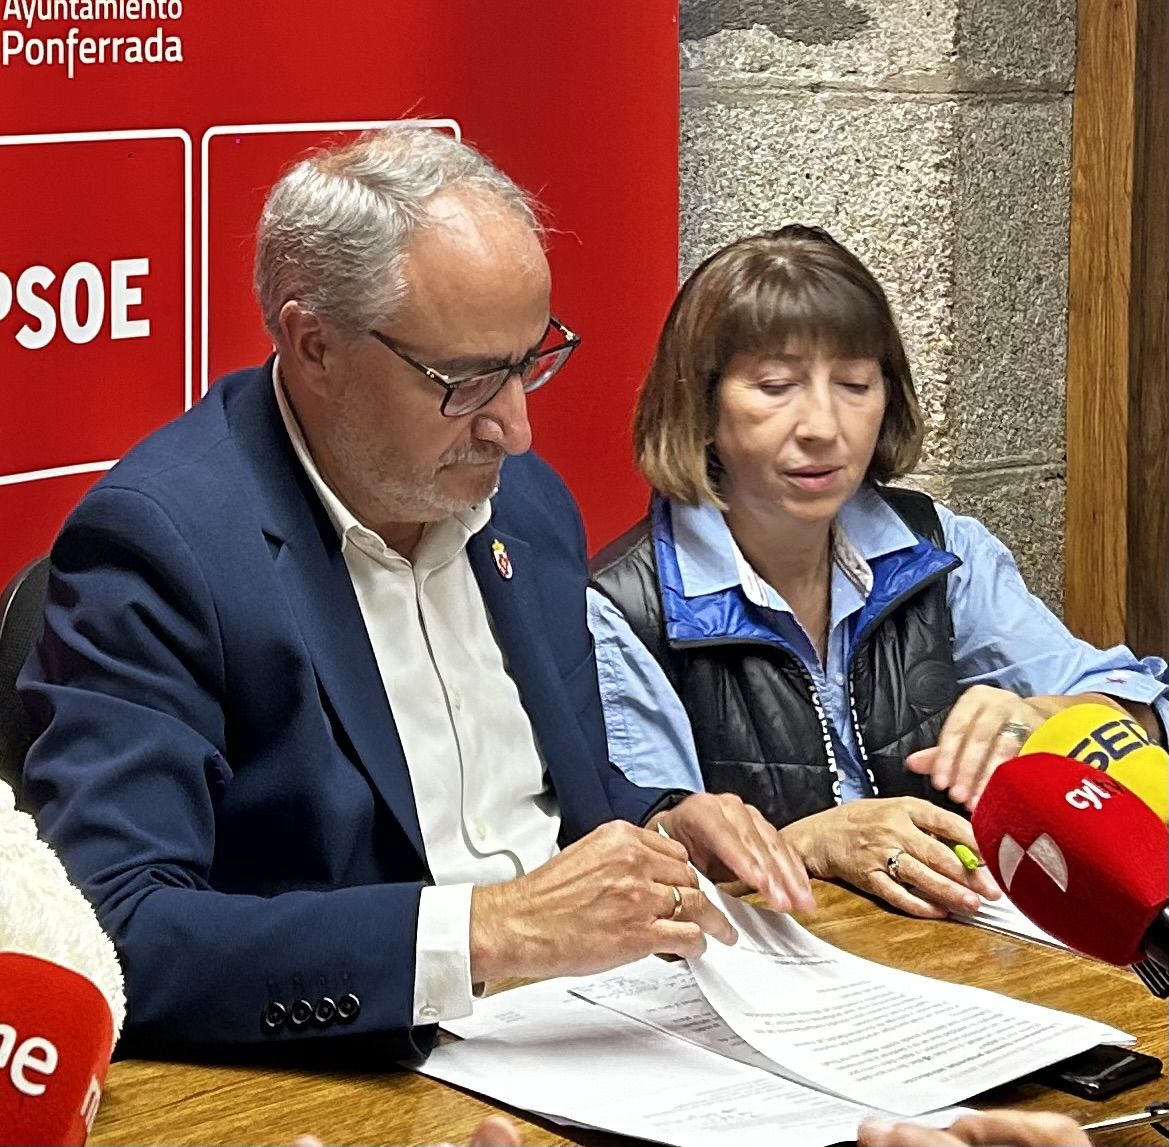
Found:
[20,363,669,1060]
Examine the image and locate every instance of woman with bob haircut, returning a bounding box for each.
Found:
[589,224,1168,919]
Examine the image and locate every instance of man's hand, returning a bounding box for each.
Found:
[781,798,999,919]
[469,1115,521,1146]
[648,792,815,914]
[858,1109,1091,1146]
[469,820,738,982]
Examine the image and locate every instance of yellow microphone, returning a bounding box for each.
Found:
[1020,702,1168,823]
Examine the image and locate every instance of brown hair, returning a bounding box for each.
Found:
[633,224,924,505]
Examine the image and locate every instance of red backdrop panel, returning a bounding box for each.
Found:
[0,2,678,589]
[0,133,189,473]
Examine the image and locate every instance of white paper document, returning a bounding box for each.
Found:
[666,871,1130,1115]
[423,971,970,1147]
[949,879,1069,951]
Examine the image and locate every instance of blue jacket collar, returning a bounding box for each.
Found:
[653,486,959,651]
[670,483,922,599]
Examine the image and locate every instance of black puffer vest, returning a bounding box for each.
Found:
[590,487,968,829]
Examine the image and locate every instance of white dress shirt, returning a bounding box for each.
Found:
[273,366,561,1024]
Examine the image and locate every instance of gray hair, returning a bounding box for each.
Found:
[254,125,541,338]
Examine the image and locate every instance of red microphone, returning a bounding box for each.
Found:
[0,952,115,1146]
[971,752,1169,968]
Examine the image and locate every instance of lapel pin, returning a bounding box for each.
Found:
[491,539,513,580]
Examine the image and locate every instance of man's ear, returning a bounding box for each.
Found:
[278,302,334,397]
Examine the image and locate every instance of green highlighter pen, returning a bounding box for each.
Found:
[951,843,982,870]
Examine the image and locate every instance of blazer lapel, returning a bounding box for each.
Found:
[272,529,426,863]
[229,371,426,864]
[467,526,543,675]
[467,524,595,835]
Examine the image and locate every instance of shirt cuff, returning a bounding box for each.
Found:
[1152,696,1169,746]
[1068,673,1168,709]
[412,883,474,1026]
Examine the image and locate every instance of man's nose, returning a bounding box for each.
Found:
[473,372,533,455]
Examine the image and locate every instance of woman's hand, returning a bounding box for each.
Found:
[782,797,999,918]
[904,685,1048,808]
[905,687,1138,809]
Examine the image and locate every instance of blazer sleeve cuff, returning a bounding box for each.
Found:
[637,789,692,827]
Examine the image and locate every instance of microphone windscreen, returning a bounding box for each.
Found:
[1021,703,1169,822]
[0,952,114,1146]
[972,753,1168,966]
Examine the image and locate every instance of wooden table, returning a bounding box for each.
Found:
[89,883,1169,1146]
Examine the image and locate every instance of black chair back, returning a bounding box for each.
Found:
[0,555,50,795]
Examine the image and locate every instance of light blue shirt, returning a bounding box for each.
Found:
[588,485,1169,799]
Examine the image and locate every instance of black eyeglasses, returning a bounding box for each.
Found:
[368,316,581,417]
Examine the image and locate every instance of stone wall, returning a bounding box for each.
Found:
[679,0,1075,609]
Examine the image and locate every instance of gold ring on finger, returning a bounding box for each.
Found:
[668,884,684,920]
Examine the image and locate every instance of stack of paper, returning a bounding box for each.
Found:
[418,873,1129,1146]
[949,878,1069,951]
[424,975,972,1147]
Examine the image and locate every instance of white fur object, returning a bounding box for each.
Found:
[0,779,126,1037]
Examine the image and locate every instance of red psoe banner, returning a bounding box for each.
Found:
[0,131,190,472]
[0,3,680,588]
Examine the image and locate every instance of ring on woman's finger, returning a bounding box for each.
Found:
[997,719,1031,744]
[666,884,684,920]
[886,849,906,885]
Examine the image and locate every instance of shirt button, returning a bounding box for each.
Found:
[450,688,463,710]
[474,821,488,842]
[834,673,845,686]
[419,1004,439,1022]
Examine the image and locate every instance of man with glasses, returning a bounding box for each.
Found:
[21,126,812,1060]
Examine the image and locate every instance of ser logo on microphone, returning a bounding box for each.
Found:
[1066,717,1150,770]
[1020,704,1169,823]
